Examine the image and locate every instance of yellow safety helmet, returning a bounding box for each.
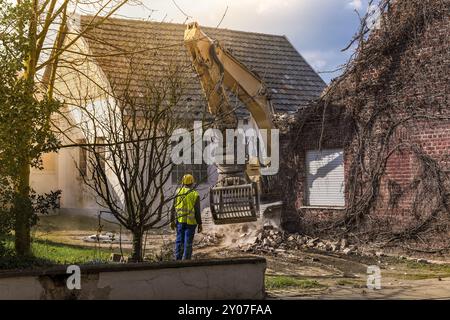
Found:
[181,174,195,185]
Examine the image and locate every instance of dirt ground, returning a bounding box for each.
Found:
[194,244,450,300]
[34,213,450,300]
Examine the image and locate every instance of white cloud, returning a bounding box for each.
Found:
[251,0,296,15]
[347,0,363,10]
[303,52,328,71]
[302,50,338,72]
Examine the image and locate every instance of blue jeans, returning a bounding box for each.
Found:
[175,222,197,260]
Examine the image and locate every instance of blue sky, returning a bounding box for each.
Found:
[112,0,374,83]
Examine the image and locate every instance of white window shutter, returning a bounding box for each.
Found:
[306,149,345,206]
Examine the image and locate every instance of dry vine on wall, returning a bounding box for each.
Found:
[281,0,450,251]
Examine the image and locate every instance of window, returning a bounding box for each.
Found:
[78,139,87,177]
[94,137,106,172]
[172,163,208,185]
[171,137,208,185]
[306,149,345,207]
[78,138,106,177]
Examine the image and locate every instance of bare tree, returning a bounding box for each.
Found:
[0,0,132,256]
[77,63,188,261]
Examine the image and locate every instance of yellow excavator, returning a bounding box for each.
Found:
[184,22,277,225]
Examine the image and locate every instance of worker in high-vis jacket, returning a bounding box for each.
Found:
[170,174,202,260]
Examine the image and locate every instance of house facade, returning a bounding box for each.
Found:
[280,1,449,247]
[31,15,326,218]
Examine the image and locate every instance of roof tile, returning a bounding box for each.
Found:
[80,16,326,115]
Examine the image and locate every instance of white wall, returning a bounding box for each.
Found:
[30,24,117,217]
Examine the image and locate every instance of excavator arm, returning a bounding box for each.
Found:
[184,22,276,224]
[184,22,275,156]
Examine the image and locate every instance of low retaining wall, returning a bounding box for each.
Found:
[0,257,266,300]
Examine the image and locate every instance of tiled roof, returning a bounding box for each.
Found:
[79,16,326,117]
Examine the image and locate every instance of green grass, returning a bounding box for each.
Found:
[398,273,448,280]
[1,236,114,270]
[380,261,450,281]
[395,261,450,280]
[335,279,364,287]
[265,275,325,290]
[30,238,112,264]
[404,261,450,273]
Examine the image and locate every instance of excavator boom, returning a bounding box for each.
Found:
[184,22,275,224]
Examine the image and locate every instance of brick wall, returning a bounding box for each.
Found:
[281,118,449,235]
[280,1,449,238]
[278,105,353,233]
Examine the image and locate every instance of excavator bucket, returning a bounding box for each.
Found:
[209,183,260,224]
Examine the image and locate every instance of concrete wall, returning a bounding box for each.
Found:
[0,257,266,300]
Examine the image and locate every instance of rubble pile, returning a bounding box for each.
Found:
[240,225,358,255]
[82,232,131,244]
[195,233,222,248]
